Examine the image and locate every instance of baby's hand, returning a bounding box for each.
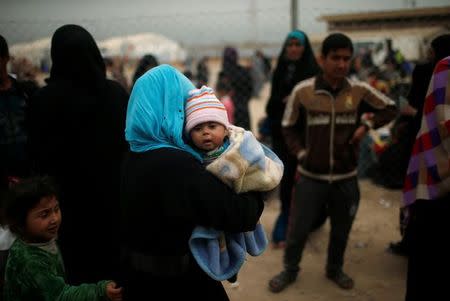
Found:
[106,281,123,301]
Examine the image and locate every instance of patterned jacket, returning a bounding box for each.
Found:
[403,56,450,206]
[282,74,397,182]
[206,125,284,192]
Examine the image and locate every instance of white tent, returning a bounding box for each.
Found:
[9,37,51,67]
[98,32,187,63]
[8,32,187,67]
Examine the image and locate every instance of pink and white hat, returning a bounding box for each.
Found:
[185,86,229,134]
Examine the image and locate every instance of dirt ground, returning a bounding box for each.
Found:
[221,82,408,301]
[223,180,407,301]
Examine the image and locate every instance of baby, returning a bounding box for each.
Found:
[185,86,284,282]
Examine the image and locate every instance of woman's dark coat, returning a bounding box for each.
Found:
[28,24,129,284]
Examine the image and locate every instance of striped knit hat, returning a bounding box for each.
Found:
[185,86,229,134]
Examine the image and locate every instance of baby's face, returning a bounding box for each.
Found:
[190,121,228,151]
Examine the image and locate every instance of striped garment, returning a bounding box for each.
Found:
[403,56,450,206]
[185,86,229,134]
[185,86,226,117]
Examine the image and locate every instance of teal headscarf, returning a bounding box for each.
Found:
[287,30,306,45]
[125,64,201,160]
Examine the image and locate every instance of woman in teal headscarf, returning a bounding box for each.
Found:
[264,29,321,248]
[120,64,264,301]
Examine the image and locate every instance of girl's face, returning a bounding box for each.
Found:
[24,196,61,243]
[285,38,305,61]
[190,121,228,151]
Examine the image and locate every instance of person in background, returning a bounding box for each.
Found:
[402,56,450,301]
[3,176,122,301]
[215,79,235,124]
[27,24,129,285]
[9,56,40,91]
[0,35,38,282]
[131,54,159,88]
[217,47,253,130]
[387,33,450,256]
[196,56,209,88]
[120,64,263,300]
[268,33,397,293]
[264,29,321,248]
[104,57,130,93]
[0,35,25,294]
[367,67,390,95]
[250,50,267,98]
[0,34,36,206]
[404,34,450,155]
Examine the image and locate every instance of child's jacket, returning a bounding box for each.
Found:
[3,239,110,301]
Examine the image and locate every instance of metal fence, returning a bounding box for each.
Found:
[2,2,449,190]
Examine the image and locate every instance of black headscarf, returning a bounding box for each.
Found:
[431,33,450,65]
[266,29,320,126]
[28,24,129,284]
[49,24,106,91]
[0,34,9,58]
[405,33,450,153]
[218,46,253,129]
[132,54,159,85]
[222,47,238,71]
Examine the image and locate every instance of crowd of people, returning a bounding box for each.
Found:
[0,23,449,301]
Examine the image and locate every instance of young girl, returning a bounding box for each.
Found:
[2,176,122,301]
[185,86,284,282]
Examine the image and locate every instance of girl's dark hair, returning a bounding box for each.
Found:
[321,33,354,57]
[4,176,58,235]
